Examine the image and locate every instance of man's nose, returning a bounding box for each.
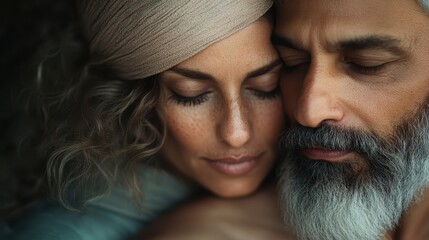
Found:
[293,66,344,128]
[219,99,251,148]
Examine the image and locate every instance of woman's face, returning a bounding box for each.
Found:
[157,18,284,197]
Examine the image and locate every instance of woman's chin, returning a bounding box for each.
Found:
[208,181,262,198]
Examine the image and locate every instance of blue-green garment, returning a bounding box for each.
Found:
[3,166,193,240]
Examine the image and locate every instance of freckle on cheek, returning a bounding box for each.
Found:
[167,117,203,139]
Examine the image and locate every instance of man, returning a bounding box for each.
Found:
[137,0,429,239]
[274,0,429,239]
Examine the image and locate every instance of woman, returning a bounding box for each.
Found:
[6,0,284,239]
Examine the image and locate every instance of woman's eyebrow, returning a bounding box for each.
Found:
[246,58,282,78]
[169,67,214,81]
[169,58,282,80]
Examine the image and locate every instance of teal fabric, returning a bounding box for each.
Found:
[5,166,193,240]
[0,220,12,237]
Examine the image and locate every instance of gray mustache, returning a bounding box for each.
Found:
[279,124,387,157]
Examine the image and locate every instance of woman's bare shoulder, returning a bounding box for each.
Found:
[135,184,296,240]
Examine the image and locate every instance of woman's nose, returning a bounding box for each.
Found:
[218,100,251,148]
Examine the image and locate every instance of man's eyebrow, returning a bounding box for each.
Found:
[335,36,405,54]
[271,34,301,50]
[169,67,214,81]
[272,34,406,56]
[246,59,283,79]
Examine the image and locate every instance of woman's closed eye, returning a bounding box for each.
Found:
[246,71,281,100]
[169,90,211,106]
[248,83,280,100]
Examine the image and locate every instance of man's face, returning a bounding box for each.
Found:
[274,0,429,239]
[275,0,429,165]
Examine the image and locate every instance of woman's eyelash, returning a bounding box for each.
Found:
[169,86,279,106]
[251,86,280,100]
[169,92,209,106]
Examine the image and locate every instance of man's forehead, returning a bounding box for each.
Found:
[275,0,425,25]
[274,0,427,50]
[275,0,423,11]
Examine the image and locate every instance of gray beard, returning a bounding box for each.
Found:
[278,100,429,240]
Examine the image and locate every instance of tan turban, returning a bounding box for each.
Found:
[78,0,273,80]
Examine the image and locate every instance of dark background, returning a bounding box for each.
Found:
[0,0,74,216]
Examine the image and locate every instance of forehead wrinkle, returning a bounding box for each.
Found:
[278,0,412,48]
[277,7,340,53]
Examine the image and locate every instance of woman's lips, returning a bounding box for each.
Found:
[204,156,259,175]
[302,148,352,163]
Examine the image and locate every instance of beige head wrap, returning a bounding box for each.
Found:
[78,0,273,80]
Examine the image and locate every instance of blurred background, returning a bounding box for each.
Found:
[0,0,74,217]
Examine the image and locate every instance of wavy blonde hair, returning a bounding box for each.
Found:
[30,10,165,209]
